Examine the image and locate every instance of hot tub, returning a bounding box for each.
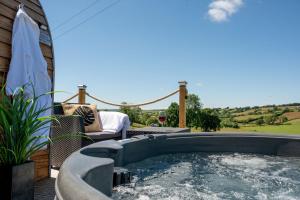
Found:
[55,133,300,200]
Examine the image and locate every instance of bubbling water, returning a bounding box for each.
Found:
[112,153,300,200]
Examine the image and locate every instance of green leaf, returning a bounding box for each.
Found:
[0,83,84,166]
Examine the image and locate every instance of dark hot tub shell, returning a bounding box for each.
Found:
[55,133,300,200]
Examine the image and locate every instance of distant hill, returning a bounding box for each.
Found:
[99,103,300,134]
[214,103,300,134]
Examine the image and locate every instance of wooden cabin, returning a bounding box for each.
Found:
[0,0,55,180]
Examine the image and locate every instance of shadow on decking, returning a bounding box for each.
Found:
[34,177,56,200]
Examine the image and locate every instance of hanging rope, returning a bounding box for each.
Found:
[86,90,179,107]
[62,93,79,103]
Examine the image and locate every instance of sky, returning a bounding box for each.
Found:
[40,0,300,109]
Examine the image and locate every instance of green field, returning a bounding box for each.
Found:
[129,103,300,135]
[233,114,271,122]
[219,119,300,135]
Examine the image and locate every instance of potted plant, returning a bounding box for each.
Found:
[0,85,59,200]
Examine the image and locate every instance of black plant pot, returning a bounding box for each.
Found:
[0,161,34,200]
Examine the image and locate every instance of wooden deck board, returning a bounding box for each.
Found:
[34,169,58,200]
[34,178,56,200]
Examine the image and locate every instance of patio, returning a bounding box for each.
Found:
[34,170,58,200]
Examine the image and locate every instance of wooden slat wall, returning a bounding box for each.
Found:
[0,0,47,25]
[31,149,50,181]
[0,0,54,181]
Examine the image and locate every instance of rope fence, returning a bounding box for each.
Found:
[63,90,179,107]
[62,93,79,103]
[61,81,188,127]
[86,90,179,107]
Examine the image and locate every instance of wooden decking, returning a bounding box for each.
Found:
[34,178,56,200]
[34,169,58,200]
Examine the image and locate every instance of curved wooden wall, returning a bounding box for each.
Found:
[0,0,54,180]
[0,0,54,88]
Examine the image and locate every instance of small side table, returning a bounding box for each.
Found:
[127,127,190,137]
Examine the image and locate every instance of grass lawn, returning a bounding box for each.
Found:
[219,119,300,135]
[131,122,146,128]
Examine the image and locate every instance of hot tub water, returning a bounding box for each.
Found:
[112,153,300,200]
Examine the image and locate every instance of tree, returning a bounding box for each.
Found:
[255,118,264,126]
[166,94,203,128]
[278,116,288,124]
[146,115,159,126]
[119,102,142,124]
[186,94,202,110]
[282,107,290,114]
[189,108,202,129]
[273,106,279,111]
[139,112,152,125]
[165,94,221,131]
[186,94,203,128]
[264,115,278,125]
[198,110,221,132]
[165,102,179,127]
[221,118,240,128]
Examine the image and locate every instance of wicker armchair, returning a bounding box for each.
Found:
[50,103,129,168]
[50,115,84,168]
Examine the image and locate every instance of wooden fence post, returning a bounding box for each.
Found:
[178,81,188,128]
[78,85,87,104]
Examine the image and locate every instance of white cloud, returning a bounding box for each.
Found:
[196,82,204,87]
[208,0,243,22]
